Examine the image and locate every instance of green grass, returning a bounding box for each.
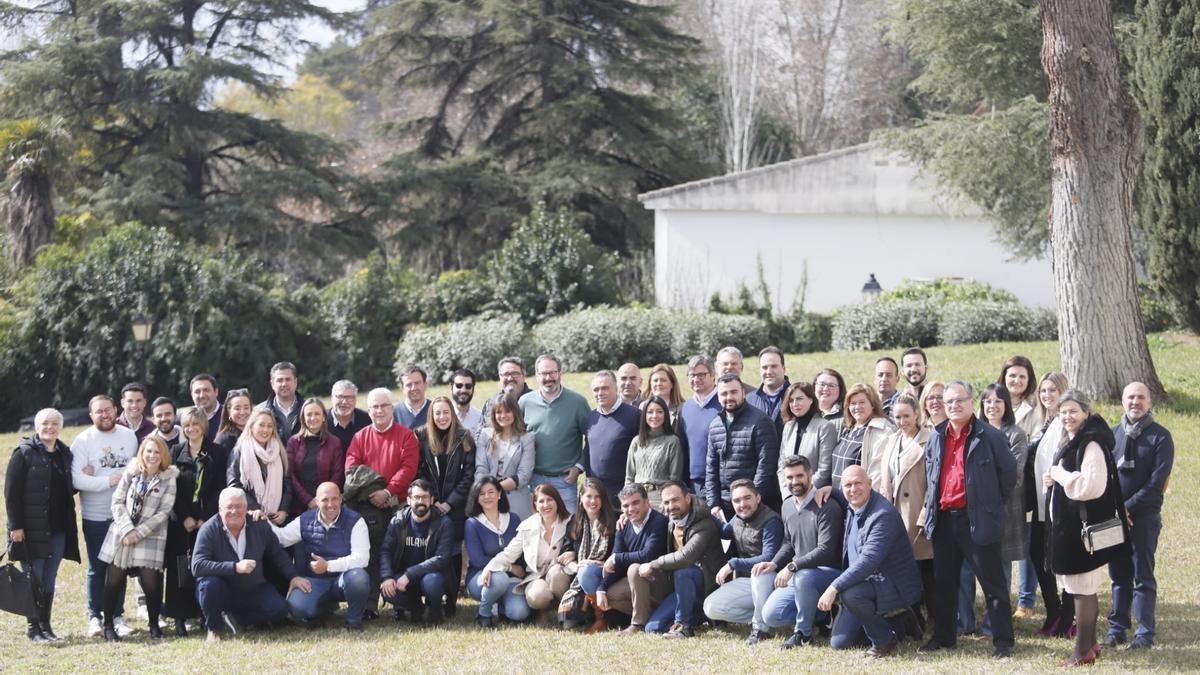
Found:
[3,337,1198,672]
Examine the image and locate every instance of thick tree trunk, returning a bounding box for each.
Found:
[1039,0,1163,399]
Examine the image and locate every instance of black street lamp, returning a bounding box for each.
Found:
[131,312,154,383]
[861,273,883,302]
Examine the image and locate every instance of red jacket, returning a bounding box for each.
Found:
[345,423,419,499]
[286,433,345,516]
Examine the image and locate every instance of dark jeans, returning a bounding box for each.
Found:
[195,576,289,634]
[382,572,447,614]
[19,531,66,613]
[82,519,124,620]
[931,510,1014,649]
[1108,511,1161,641]
[287,568,371,626]
[831,580,901,649]
[646,566,703,631]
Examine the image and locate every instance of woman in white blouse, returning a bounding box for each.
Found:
[479,484,572,621]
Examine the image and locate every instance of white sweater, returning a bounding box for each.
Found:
[70,426,139,521]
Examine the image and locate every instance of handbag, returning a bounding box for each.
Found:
[1081,517,1125,554]
[0,549,39,618]
[176,550,194,589]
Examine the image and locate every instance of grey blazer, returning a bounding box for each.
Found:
[778,415,837,492]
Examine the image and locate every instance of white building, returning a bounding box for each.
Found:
[638,142,1055,313]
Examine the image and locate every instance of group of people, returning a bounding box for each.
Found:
[4,348,1173,666]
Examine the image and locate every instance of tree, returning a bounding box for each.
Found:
[0,117,68,266]
[1039,0,1162,398]
[361,0,707,269]
[1131,0,1200,333]
[0,0,366,273]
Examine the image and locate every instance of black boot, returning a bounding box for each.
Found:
[26,618,50,644]
[38,596,61,642]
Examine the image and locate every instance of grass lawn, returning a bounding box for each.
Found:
[2,337,1197,672]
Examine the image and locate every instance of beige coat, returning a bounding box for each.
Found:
[485,514,569,594]
[99,465,179,569]
[878,427,933,560]
[859,416,897,486]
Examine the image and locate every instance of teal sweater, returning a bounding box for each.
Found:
[519,388,591,475]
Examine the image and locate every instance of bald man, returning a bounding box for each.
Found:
[1105,382,1174,650]
[273,482,371,630]
[617,363,643,406]
[818,466,922,657]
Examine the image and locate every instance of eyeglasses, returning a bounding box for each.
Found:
[687,371,711,379]
[943,397,969,407]
[814,382,838,390]
[368,403,393,411]
[926,395,944,401]
[499,371,523,379]
[333,394,356,401]
[537,370,560,377]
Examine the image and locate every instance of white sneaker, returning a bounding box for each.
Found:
[136,605,149,621]
[87,616,103,638]
[113,615,134,637]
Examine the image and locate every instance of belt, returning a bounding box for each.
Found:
[942,508,968,515]
[534,470,563,478]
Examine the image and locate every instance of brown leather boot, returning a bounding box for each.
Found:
[583,595,608,634]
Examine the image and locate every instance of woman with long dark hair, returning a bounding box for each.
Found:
[777,381,836,492]
[624,396,684,508]
[286,398,344,517]
[557,478,617,632]
[474,394,535,520]
[464,477,520,628]
[480,483,572,621]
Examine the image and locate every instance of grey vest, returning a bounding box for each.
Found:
[732,505,780,559]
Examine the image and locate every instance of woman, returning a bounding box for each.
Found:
[474,395,535,521]
[777,381,836,493]
[226,409,290,525]
[1044,391,1131,666]
[1030,371,1072,636]
[5,408,80,643]
[98,436,179,640]
[480,484,572,621]
[624,396,685,508]
[557,478,617,633]
[164,408,226,636]
[877,395,933,624]
[641,364,685,422]
[213,389,253,456]
[286,398,345,517]
[919,381,947,431]
[830,383,895,486]
[959,384,1030,637]
[813,368,847,424]
[464,477,521,628]
[417,396,476,615]
[1001,356,1043,441]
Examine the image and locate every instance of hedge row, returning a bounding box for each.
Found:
[831,299,1057,351]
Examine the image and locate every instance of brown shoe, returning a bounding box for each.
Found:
[1013,607,1035,620]
[866,638,900,658]
[584,599,608,635]
[617,623,644,636]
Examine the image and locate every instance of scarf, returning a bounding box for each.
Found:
[1122,411,1154,442]
[128,472,161,525]
[238,436,285,514]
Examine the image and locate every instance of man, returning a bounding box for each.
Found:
[394,365,431,428]
[380,479,454,624]
[117,382,154,441]
[642,481,726,638]
[678,355,722,498]
[450,368,485,438]
[192,488,308,642]
[754,454,844,649]
[702,480,783,644]
[149,396,181,444]
[706,374,780,518]
[190,374,222,441]
[716,346,754,395]
[874,358,900,417]
[617,362,644,407]
[345,388,420,614]
[919,380,1017,658]
[584,370,641,499]
[258,361,302,440]
[328,379,371,453]
[519,354,590,513]
[747,346,790,434]
[272,482,370,630]
[817,466,922,657]
[1105,381,1174,650]
[900,348,928,400]
[481,357,533,425]
[597,485,670,634]
[71,394,139,638]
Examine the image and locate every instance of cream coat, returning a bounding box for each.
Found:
[99,464,179,569]
[484,514,569,594]
[878,427,933,560]
[858,416,897,486]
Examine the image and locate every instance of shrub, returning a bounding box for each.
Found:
[1138,281,1179,333]
[668,311,770,359]
[394,313,531,384]
[420,268,491,324]
[880,278,1018,304]
[792,312,834,353]
[937,301,1058,345]
[831,300,941,351]
[533,307,675,371]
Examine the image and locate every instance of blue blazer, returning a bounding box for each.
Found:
[832,491,922,615]
[1112,420,1174,517]
[192,516,298,592]
[601,508,668,591]
[923,418,1016,546]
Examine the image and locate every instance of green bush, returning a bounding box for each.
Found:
[533,307,675,372]
[420,268,491,324]
[668,311,770,360]
[880,278,1017,304]
[792,312,834,353]
[1138,281,1179,334]
[831,300,941,351]
[937,301,1058,345]
[394,313,531,384]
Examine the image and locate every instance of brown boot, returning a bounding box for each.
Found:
[584,595,608,635]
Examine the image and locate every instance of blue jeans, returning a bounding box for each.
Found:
[1108,511,1161,641]
[646,566,704,632]
[195,576,289,633]
[466,570,525,620]
[20,532,67,603]
[577,563,604,596]
[530,473,577,515]
[831,581,898,649]
[286,568,370,626]
[382,572,447,613]
[959,561,1013,636]
[1018,558,1038,609]
[82,519,124,619]
[762,566,840,636]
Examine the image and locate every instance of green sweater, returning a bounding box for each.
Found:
[519,387,591,475]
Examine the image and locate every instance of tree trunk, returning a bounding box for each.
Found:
[1039,0,1162,399]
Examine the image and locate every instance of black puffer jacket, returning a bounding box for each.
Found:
[4,437,81,563]
[704,403,780,509]
[416,426,475,540]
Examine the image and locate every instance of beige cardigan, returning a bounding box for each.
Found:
[878,427,933,560]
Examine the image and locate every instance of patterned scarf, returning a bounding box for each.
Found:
[1122,411,1154,442]
[128,472,158,525]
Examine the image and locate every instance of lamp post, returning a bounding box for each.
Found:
[131,313,154,383]
[861,273,883,302]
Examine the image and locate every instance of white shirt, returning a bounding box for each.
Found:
[456,406,485,439]
[70,425,139,521]
[223,520,248,560]
[692,388,718,407]
[273,510,370,573]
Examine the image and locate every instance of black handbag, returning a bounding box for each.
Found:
[0,549,39,618]
[176,550,194,589]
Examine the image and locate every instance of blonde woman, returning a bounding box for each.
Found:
[878,394,933,622]
[226,409,290,526]
[642,364,685,422]
[830,384,895,486]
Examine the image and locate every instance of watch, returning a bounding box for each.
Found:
[786,562,798,573]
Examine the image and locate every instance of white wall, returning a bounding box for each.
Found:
[654,210,1056,312]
